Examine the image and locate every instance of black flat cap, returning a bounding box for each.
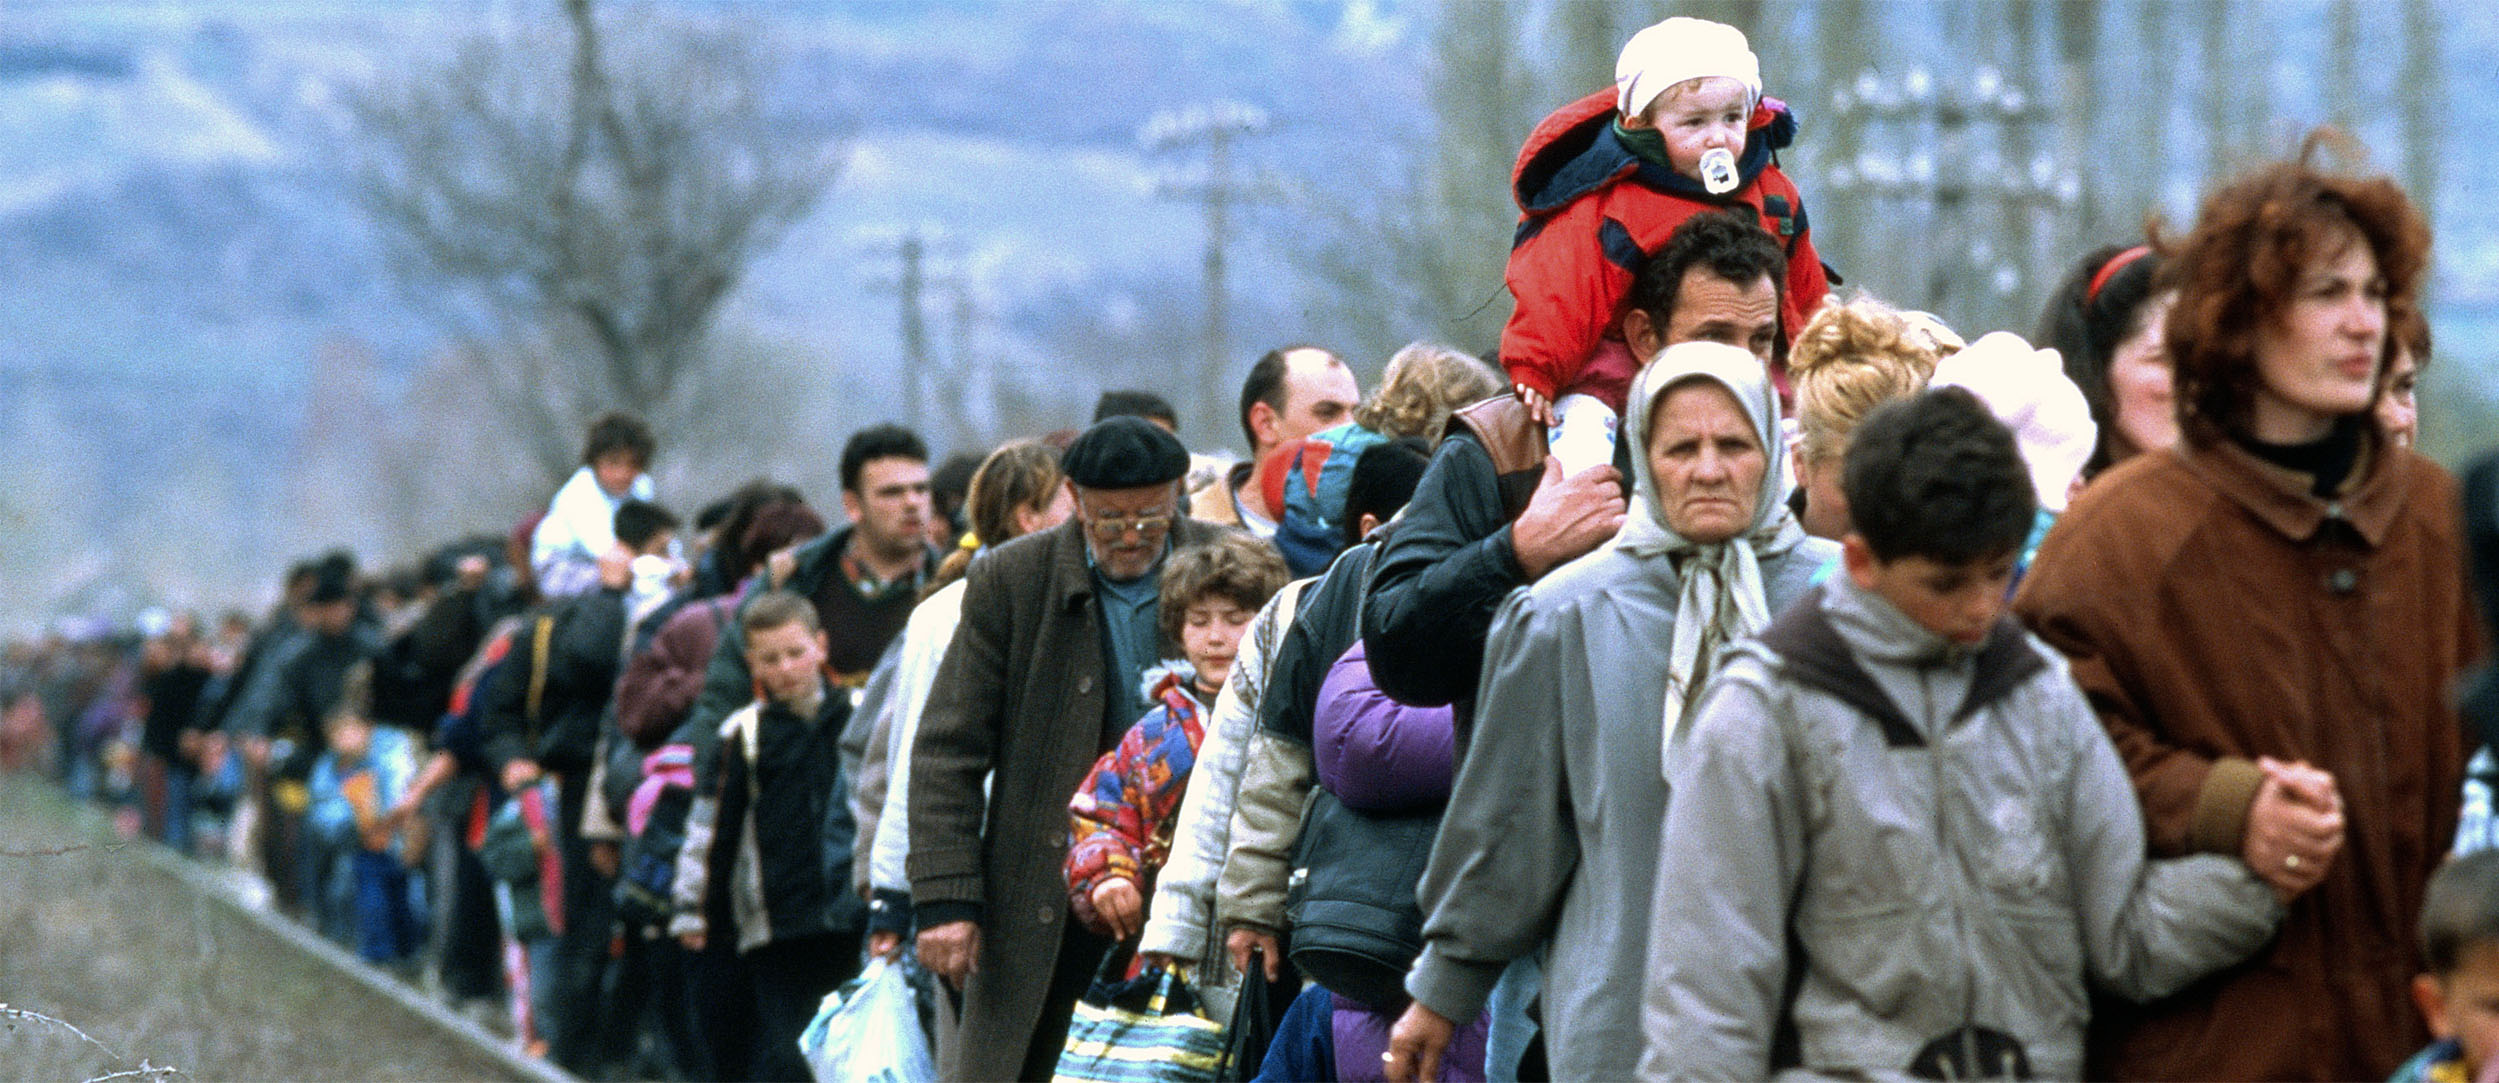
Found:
[1062,415,1190,489]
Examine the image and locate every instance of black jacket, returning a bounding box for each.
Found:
[255,624,384,779]
[697,689,866,948]
[139,662,209,762]
[1261,540,1381,746]
[1361,395,1636,718]
[1361,420,1539,711]
[480,588,626,776]
[374,584,492,733]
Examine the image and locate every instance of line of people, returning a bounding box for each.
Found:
[3,15,2491,1083]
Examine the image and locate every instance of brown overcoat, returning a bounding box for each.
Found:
[908,514,1232,1081]
[2014,435,2479,1081]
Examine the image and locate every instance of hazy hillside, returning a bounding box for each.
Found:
[0,0,2492,631]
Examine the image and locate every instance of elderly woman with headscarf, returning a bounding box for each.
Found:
[1382,342,1839,1082]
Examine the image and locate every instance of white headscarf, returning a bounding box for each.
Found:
[1614,341,1807,735]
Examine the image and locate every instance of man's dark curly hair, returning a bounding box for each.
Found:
[1626,207,1789,352]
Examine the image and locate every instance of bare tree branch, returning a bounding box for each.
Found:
[338,0,848,479]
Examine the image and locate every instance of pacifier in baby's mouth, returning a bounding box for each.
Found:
[1699,147,1739,195]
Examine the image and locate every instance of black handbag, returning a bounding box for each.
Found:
[1217,946,1298,1081]
[1282,787,1440,1009]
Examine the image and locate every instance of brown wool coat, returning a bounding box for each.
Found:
[2014,435,2480,1082]
[908,514,1232,1081]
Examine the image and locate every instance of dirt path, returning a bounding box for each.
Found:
[0,777,548,1081]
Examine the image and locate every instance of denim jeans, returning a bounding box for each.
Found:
[1483,954,1542,1083]
[352,850,421,963]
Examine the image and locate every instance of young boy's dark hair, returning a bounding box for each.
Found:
[740,589,821,638]
[839,424,929,496]
[1094,390,1180,432]
[582,410,657,467]
[1343,437,1432,549]
[1843,387,2037,565]
[2404,850,2499,1082]
[1154,535,1290,654]
[612,499,681,552]
[2422,851,2499,976]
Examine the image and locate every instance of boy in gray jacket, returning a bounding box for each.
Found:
[1641,389,2299,1079]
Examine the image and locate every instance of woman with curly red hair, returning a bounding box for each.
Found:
[2015,141,2478,1080]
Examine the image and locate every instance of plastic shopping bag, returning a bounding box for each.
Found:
[800,955,936,1083]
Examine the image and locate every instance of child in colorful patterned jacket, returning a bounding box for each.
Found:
[1065,535,1289,944]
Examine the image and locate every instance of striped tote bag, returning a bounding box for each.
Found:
[1051,945,1227,1083]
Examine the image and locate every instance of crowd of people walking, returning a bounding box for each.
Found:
[5,16,2495,1083]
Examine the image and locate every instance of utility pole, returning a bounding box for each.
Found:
[863,226,961,442]
[1823,63,2077,336]
[898,230,930,435]
[946,250,990,453]
[1204,125,1232,377]
[2328,0,2360,134]
[1140,101,1279,439]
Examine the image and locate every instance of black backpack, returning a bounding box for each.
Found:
[1282,786,1439,1009]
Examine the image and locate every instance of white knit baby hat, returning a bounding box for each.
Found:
[1615,17,1763,119]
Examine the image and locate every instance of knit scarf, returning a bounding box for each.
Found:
[1613,343,1804,738]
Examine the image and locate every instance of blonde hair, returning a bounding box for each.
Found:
[930,440,1063,594]
[1788,296,1947,464]
[1352,342,1504,443]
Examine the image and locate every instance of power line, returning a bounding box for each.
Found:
[1139,100,1285,431]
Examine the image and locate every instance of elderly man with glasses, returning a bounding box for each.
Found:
[908,415,1240,1082]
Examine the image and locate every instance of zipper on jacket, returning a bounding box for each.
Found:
[1921,667,1981,1048]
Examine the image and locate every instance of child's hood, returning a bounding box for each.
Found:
[1513,85,1797,216]
[1137,658,1204,710]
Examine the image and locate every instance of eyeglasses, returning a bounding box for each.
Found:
[1078,501,1176,540]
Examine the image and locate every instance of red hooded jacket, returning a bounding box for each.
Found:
[1500,87,1831,409]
